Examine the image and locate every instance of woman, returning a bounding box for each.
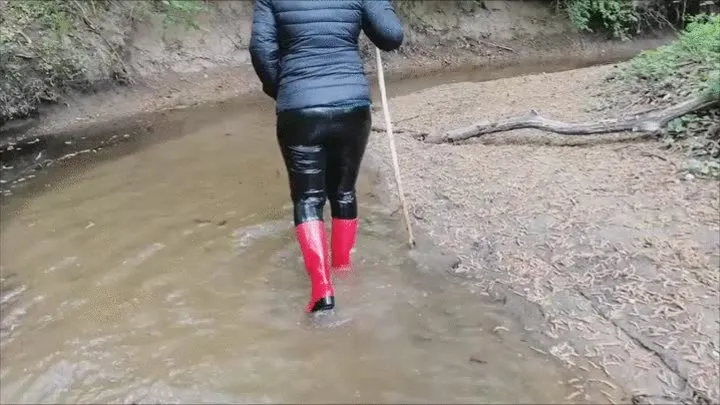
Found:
[249,0,404,314]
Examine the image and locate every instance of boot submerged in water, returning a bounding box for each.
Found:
[330,218,357,273]
[295,220,335,313]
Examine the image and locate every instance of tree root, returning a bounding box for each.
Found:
[423,92,719,144]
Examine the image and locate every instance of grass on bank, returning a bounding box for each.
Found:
[555,0,719,40]
[0,0,207,127]
[0,0,89,125]
[609,13,720,177]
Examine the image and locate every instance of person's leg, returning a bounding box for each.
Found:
[277,110,333,313]
[325,106,372,272]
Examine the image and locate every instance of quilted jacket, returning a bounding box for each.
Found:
[249,0,404,112]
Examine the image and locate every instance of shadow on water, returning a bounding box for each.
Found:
[0,59,634,403]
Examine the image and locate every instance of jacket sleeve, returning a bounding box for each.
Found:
[361,0,404,52]
[249,0,279,99]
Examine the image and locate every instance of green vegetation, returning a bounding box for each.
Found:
[618,14,720,99]
[555,0,718,40]
[0,0,91,125]
[611,14,720,177]
[559,0,640,40]
[0,0,207,127]
[158,0,208,29]
[547,0,720,176]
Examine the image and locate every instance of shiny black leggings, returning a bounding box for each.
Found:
[276,105,371,226]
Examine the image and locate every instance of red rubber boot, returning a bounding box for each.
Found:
[330,218,358,273]
[295,220,335,313]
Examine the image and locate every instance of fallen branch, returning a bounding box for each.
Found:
[478,39,515,53]
[371,125,412,134]
[424,92,719,144]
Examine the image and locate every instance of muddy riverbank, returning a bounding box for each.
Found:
[2,59,717,403]
[367,65,720,404]
[0,35,671,201]
[0,77,629,404]
[1,0,673,130]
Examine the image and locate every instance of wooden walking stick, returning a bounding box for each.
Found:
[375,47,416,248]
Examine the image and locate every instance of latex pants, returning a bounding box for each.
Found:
[276,105,371,313]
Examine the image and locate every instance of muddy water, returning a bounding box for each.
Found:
[1,84,599,404]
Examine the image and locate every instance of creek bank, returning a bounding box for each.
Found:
[1,0,673,191]
[366,64,720,405]
[0,35,672,200]
[2,0,654,129]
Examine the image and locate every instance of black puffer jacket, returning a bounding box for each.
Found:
[249,0,404,112]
